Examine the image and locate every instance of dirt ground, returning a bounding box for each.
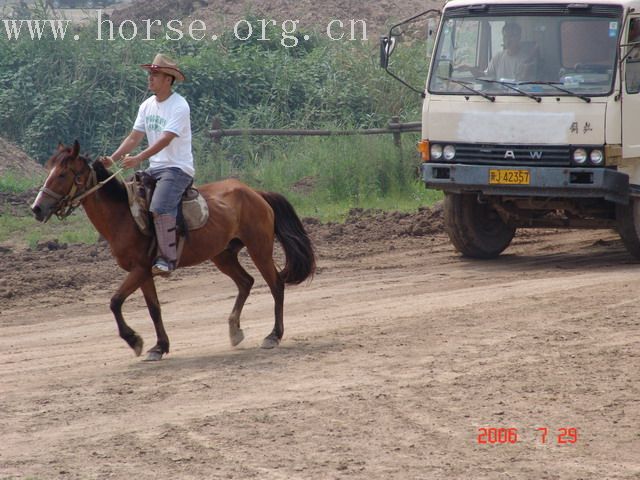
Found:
[1,203,639,479]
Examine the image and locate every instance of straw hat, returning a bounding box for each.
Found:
[140,54,186,83]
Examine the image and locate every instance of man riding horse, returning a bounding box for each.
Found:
[103,53,192,277]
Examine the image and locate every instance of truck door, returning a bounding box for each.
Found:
[622,16,640,158]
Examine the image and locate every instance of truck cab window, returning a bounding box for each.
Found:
[626,18,640,94]
[559,19,617,88]
[430,14,618,97]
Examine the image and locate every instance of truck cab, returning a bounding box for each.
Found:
[383,0,640,258]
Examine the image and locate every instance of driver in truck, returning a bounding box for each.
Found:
[485,22,537,81]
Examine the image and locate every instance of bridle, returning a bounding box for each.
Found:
[38,159,123,220]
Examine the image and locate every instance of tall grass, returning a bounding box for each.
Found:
[194,133,441,220]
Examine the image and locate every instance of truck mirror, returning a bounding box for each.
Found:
[380,36,396,69]
[427,18,438,38]
[381,8,441,97]
[426,18,438,60]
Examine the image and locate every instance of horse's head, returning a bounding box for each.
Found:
[31,141,95,222]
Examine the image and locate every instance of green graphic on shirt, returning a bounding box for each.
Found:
[146,114,166,133]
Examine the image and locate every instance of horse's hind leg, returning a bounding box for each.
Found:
[212,247,254,347]
[110,267,148,357]
[246,246,285,349]
[140,277,169,361]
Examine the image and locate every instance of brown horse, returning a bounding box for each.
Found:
[31,141,316,361]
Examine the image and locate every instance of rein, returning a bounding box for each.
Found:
[41,161,124,220]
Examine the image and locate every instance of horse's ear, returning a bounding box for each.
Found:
[56,142,66,153]
[71,140,80,159]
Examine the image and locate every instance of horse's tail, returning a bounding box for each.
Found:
[259,191,316,285]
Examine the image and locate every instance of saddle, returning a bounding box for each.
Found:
[124,171,209,237]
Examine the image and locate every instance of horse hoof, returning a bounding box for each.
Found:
[230,329,245,347]
[132,336,144,357]
[260,336,280,349]
[144,350,163,362]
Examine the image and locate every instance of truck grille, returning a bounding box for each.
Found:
[436,143,571,166]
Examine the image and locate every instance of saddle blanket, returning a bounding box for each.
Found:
[124,179,209,237]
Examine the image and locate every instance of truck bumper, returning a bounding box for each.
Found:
[421,163,630,204]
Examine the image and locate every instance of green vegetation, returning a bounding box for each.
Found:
[0,9,427,163]
[0,6,440,246]
[0,211,98,248]
[203,134,441,220]
[0,170,43,193]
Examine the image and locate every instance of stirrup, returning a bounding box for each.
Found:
[152,258,173,277]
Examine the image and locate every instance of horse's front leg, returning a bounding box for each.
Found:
[110,267,149,357]
[140,277,169,361]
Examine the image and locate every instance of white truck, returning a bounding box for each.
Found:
[382,0,640,258]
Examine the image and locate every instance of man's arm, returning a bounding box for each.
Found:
[102,130,145,167]
[121,131,178,169]
[485,53,499,79]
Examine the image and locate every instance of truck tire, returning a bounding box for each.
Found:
[444,192,515,259]
[615,198,640,259]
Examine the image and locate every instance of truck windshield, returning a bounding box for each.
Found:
[429,11,621,97]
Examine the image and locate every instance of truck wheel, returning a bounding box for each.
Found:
[616,198,640,259]
[444,192,515,259]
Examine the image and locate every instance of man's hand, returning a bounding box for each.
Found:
[122,154,143,169]
[100,156,115,168]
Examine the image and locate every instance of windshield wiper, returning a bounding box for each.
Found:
[437,76,495,102]
[518,81,591,103]
[477,78,541,102]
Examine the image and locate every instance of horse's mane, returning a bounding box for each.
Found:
[89,157,128,204]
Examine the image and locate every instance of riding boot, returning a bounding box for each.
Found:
[152,214,177,277]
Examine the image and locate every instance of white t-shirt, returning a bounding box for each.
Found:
[133,92,194,176]
[485,49,531,81]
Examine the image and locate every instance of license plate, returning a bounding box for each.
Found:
[489,169,530,185]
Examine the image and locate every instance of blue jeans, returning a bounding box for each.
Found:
[147,167,193,217]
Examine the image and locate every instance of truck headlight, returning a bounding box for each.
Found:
[589,149,604,165]
[443,145,456,160]
[430,144,443,160]
[573,148,587,164]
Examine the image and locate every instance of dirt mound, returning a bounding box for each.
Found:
[112,0,441,37]
[110,0,204,25]
[308,203,443,244]
[0,137,45,179]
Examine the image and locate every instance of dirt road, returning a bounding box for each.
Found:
[1,211,639,479]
